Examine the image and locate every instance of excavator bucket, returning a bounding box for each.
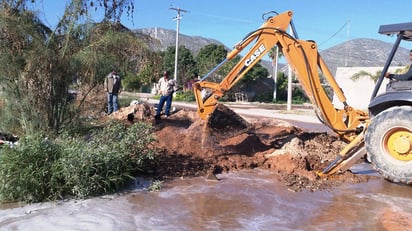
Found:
[317,132,366,177]
[206,104,251,138]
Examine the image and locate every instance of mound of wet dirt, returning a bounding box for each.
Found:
[110,103,378,192]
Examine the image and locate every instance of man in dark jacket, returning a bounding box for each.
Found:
[104,69,122,114]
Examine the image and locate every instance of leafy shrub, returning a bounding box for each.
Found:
[0,121,156,203]
[148,180,163,192]
[174,91,195,102]
[0,134,61,202]
[253,92,273,103]
[56,121,156,199]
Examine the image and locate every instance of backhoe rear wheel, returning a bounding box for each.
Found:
[365,106,412,184]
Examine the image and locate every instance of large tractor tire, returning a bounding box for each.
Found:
[365,106,412,184]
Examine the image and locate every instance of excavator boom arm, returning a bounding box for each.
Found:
[194,10,370,176]
[194,11,290,120]
[194,10,368,142]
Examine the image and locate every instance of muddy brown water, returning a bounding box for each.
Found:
[1,100,411,230]
[1,165,411,231]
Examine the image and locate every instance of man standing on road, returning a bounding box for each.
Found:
[155,71,176,121]
[104,69,122,115]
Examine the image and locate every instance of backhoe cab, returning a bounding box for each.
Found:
[194,10,412,185]
[364,22,412,184]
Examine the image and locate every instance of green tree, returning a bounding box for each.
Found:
[177,45,197,87]
[0,0,145,135]
[160,45,197,88]
[80,22,155,93]
[194,43,271,101]
[214,56,269,101]
[236,62,269,91]
[0,6,71,135]
[160,46,176,74]
[268,46,283,100]
[196,44,227,78]
[123,52,162,92]
[275,72,288,101]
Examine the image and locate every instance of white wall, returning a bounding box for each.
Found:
[332,66,400,110]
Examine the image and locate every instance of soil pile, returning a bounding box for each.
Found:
[110,102,378,192]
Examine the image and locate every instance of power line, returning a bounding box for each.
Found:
[318,20,351,48]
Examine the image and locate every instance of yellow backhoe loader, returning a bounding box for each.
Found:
[193,10,412,184]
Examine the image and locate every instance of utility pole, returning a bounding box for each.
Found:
[272,46,279,101]
[345,20,351,67]
[287,62,293,111]
[287,27,293,111]
[169,7,189,86]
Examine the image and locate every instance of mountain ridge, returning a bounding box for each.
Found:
[135,27,410,75]
[134,27,227,55]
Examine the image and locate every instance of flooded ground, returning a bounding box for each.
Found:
[1,98,411,230]
[1,167,411,231]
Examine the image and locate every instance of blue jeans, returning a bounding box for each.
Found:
[156,94,173,117]
[107,93,119,114]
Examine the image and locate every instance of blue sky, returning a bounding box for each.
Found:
[35,0,412,51]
